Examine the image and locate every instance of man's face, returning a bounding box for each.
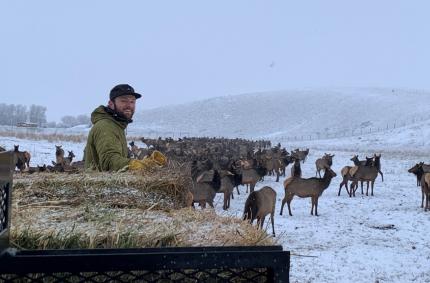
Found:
[108,95,137,119]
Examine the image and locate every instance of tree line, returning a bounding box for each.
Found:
[0,103,90,128]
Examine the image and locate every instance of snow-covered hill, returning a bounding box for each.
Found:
[132,87,430,141]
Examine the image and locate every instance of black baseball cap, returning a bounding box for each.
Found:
[109,84,142,100]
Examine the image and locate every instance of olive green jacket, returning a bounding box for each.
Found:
[84,106,130,171]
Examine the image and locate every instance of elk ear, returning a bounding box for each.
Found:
[331,154,335,157]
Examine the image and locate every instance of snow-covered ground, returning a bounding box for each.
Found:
[215,148,430,283]
[2,134,429,282]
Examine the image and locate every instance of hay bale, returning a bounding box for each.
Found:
[10,166,276,249]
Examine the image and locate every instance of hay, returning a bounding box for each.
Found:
[10,166,276,249]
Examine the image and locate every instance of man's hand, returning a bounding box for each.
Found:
[150,150,167,166]
[128,150,167,170]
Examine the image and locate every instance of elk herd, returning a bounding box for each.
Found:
[1,136,429,237]
[0,144,82,173]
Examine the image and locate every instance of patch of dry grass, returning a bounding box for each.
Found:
[10,167,276,250]
[0,130,87,143]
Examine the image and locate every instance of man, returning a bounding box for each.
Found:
[85,84,166,171]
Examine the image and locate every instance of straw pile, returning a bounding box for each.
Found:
[10,165,276,249]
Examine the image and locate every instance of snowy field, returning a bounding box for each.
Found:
[2,134,429,283]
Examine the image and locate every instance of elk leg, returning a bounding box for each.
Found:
[371,181,374,196]
[286,194,294,216]
[338,181,343,196]
[260,216,266,229]
[379,170,384,182]
[361,181,364,195]
[349,182,354,197]
[311,196,315,215]
[315,197,319,216]
[250,183,256,193]
[280,197,286,215]
[270,213,275,237]
[236,186,240,195]
[345,181,350,196]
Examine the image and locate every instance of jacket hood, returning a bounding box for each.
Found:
[90,105,128,129]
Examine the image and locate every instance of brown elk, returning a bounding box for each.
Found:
[240,159,267,193]
[243,186,276,236]
[280,166,337,216]
[26,164,47,174]
[55,145,65,165]
[191,169,221,208]
[315,153,334,178]
[294,148,309,163]
[13,145,30,172]
[290,157,302,178]
[349,155,374,194]
[408,162,425,187]
[374,153,383,182]
[338,166,353,196]
[408,163,429,208]
[129,141,147,160]
[420,173,430,211]
[349,155,380,196]
[218,170,235,210]
[63,151,76,166]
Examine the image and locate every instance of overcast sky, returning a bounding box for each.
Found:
[1,1,430,122]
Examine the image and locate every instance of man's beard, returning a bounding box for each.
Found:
[115,108,134,120]
[113,102,134,120]
[106,104,134,124]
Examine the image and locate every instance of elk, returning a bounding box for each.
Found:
[243,186,276,236]
[55,145,65,165]
[420,173,430,211]
[280,166,337,216]
[294,148,309,163]
[374,153,384,182]
[26,164,47,174]
[240,159,267,193]
[338,166,353,196]
[408,162,425,187]
[218,170,235,210]
[129,141,147,160]
[290,157,302,178]
[408,163,428,208]
[63,151,75,166]
[349,156,380,196]
[13,145,30,172]
[349,155,374,194]
[315,153,334,178]
[191,169,221,208]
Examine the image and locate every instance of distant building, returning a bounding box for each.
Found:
[16,122,38,128]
